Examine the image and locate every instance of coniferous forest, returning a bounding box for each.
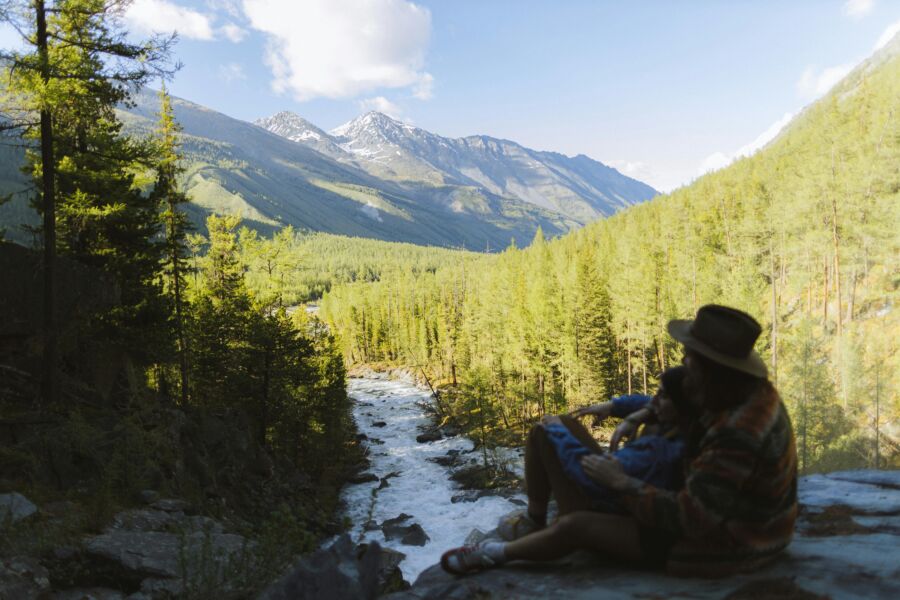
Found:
[1,1,899,596]
[0,2,354,591]
[320,42,900,473]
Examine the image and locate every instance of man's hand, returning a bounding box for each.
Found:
[580,454,632,491]
[570,401,613,421]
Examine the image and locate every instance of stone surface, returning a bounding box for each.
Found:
[84,530,246,582]
[0,556,50,599]
[259,535,381,600]
[349,472,379,484]
[416,431,442,443]
[148,499,190,513]
[0,492,38,524]
[385,470,900,600]
[50,588,125,600]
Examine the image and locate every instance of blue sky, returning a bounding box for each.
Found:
[3,0,899,191]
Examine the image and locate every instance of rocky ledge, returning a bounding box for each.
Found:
[386,470,900,600]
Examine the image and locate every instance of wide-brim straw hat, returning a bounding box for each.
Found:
[667,304,768,378]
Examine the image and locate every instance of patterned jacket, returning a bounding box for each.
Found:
[621,381,798,574]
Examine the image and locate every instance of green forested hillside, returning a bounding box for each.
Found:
[321,35,900,472]
[225,227,483,305]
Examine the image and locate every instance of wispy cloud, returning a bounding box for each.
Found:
[796,64,853,100]
[359,96,404,120]
[843,0,874,19]
[218,62,246,83]
[219,23,247,43]
[241,0,434,101]
[698,112,794,177]
[123,0,245,43]
[124,0,215,40]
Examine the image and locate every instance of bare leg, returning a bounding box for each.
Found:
[504,511,643,563]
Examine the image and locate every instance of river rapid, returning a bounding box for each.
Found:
[339,376,526,582]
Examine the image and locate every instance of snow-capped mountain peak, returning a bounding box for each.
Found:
[254,111,327,143]
[330,111,420,141]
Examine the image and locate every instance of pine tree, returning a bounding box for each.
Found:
[1,0,174,400]
[152,85,192,403]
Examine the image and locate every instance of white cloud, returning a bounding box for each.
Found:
[796,63,853,100]
[359,96,404,119]
[206,0,242,18]
[241,0,433,101]
[843,0,874,19]
[874,19,900,50]
[218,62,246,83]
[219,23,247,42]
[608,160,648,178]
[124,0,215,40]
[697,112,793,177]
[413,73,434,100]
[124,0,246,43]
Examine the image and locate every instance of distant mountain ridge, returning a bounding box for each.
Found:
[1,94,657,251]
[256,110,658,224]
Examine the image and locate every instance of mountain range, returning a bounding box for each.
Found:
[1,92,658,250]
[255,110,657,225]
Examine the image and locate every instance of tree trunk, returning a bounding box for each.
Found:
[37,0,57,407]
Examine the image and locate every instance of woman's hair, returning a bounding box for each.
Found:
[659,366,694,416]
[686,349,766,411]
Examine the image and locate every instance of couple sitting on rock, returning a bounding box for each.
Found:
[442,305,798,577]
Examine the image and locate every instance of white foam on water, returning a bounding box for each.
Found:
[339,377,526,582]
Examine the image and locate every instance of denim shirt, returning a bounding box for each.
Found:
[543,417,685,507]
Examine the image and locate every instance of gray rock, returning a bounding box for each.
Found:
[83,529,247,584]
[259,535,381,600]
[450,491,480,504]
[51,588,125,600]
[372,421,388,428]
[363,519,380,531]
[108,509,179,533]
[386,471,900,600]
[416,431,442,443]
[350,472,379,484]
[149,499,190,513]
[0,492,38,524]
[359,544,409,594]
[0,556,50,599]
[400,524,429,547]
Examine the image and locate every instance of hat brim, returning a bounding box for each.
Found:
[667,319,768,378]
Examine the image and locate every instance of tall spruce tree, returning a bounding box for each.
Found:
[152,86,191,403]
[1,0,174,401]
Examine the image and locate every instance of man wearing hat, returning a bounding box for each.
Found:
[581,304,799,575]
[441,304,798,577]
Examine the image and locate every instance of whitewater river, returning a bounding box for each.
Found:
[339,376,527,582]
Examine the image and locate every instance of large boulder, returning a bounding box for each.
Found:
[259,535,382,600]
[385,470,900,600]
[0,556,50,599]
[0,492,38,524]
